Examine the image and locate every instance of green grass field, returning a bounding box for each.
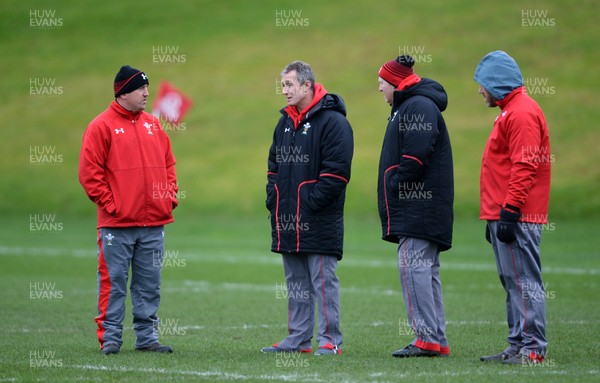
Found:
[1,0,599,218]
[1,215,599,382]
[1,0,600,382]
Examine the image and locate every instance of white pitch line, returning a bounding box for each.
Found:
[12,317,599,335]
[65,363,583,382]
[1,245,599,275]
[69,364,327,382]
[71,364,254,381]
[0,246,92,258]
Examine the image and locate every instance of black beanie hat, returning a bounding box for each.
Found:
[114,65,149,97]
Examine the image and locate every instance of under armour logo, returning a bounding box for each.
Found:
[115,128,125,134]
[141,73,147,80]
[284,127,291,133]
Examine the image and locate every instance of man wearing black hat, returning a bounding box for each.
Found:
[79,65,178,355]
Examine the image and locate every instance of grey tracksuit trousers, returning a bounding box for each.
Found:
[95,226,165,349]
[397,237,449,354]
[488,221,547,358]
[276,254,342,351]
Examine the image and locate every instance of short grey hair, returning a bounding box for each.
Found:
[281,61,315,90]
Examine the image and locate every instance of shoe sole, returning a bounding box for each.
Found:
[480,354,510,362]
[101,345,120,355]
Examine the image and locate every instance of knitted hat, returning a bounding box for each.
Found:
[114,65,149,97]
[378,55,415,88]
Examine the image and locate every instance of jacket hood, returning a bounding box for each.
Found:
[281,86,347,125]
[393,78,448,112]
[315,93,347,116]
[474,50,523,101]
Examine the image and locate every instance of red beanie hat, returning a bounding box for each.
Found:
[378,55,415,88]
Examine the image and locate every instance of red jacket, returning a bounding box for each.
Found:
[480,87,551,223]
[79,101,178,228]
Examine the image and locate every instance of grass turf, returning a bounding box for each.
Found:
[2,0,599,381]
[0,214,598,382]
[1,0,599,218]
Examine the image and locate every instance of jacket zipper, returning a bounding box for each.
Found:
[132,118,148,226]
[287,117,297,252]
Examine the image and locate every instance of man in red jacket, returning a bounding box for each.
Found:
[474,51,551,365]
[79,65,178,355]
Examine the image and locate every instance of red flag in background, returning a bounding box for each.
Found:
[152,81,192,124]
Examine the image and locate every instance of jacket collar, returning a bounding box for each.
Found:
[110,100,143,120]
[284,83,328,128]
[391,75,424,108]
[497,86,526,109]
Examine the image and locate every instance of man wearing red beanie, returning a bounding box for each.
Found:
[376,55,454,358]
[79,65,178,355]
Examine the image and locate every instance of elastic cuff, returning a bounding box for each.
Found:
[504,203,521,213]
[414,339,441,352]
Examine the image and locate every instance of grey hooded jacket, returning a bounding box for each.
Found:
[474,50,523,101]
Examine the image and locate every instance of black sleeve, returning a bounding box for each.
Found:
[306,115,354,212]
[266,126,279,210]
[390,100,440,186]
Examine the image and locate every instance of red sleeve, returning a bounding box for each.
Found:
[78,121,115,215]
[504,110,542,209]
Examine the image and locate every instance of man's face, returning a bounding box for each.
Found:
[478,85,497,108]
[281,70,312,110]
[378,77,395,105]
[119,84,149,111]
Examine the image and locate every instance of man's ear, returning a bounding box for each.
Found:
[302,80,312,94]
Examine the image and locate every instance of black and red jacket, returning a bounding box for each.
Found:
[377,78,454,251]
[266,85,354,260]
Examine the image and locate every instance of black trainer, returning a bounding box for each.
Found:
[135,343,174,353]
[101,343,120,355]
[480,352,512,362]
[392,344,440,358]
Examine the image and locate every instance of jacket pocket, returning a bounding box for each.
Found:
[266,184,277,211]
[384,165,401,208]
[297,180,318,215]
